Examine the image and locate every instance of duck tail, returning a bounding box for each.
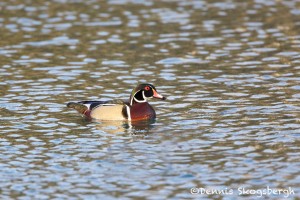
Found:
[67,102,89,115]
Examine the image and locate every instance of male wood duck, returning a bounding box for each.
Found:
[67,83,166,121]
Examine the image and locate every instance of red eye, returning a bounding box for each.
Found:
[144,86,150,91]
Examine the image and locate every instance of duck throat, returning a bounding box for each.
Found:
[131,90,147,105]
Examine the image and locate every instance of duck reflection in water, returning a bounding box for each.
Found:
[94,118,156,135]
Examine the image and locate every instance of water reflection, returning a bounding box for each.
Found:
[94,119,156,135]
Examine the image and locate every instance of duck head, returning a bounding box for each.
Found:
[129,83,166,106]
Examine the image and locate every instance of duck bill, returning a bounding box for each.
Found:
[153,89,166,100]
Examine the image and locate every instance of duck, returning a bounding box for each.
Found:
[67,83,166,121]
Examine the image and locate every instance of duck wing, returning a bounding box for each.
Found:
[67,99,129,118]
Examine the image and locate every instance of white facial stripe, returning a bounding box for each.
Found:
[131,90,147,105]
[142,91,147,100]
[130,91,137,105]
[133,96,147,103]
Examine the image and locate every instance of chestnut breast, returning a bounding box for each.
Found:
[130,102,156,121]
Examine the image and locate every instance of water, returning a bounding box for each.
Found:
[1,0,300,199]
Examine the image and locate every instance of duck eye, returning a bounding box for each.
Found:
[144,86,150,91]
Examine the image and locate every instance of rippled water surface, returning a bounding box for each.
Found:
[1,0,300,199]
